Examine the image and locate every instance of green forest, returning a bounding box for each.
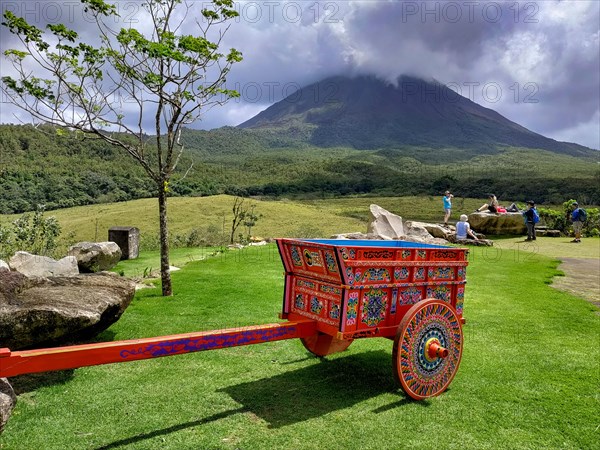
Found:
[0,123,598,214]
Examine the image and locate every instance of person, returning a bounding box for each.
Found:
[442,190,453,226]
[456,214,478,240]
[570,201,584,243]
[476,195,519,213]
[505,202,520,212]
[476,194,499,213]
[522,200,537,241]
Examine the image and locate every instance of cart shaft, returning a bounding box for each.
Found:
[0,320,317,378]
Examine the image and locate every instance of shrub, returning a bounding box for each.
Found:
[538,199,599,237]
[0,205,62,260]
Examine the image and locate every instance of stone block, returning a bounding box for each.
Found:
[108,227,139,260]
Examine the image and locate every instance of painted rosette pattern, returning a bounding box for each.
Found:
[393,299,463,400]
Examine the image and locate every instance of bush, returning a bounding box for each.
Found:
[141,225,228,252]
[0,205,62,260]
[538,199,599,237]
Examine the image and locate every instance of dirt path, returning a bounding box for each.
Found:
[551,258,600,309]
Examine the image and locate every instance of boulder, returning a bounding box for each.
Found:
[331,232,390,240]
[0,261,8,272]
[448,236,494,246]
[68,242,122,273]
[424,223,455,239]
[9,252,78,277]
[0,378,16,434]
[536,229,562,237]
[467,212,527,235]
[0,270,135,350]
[404,221,454,240]
[367,204,404,239]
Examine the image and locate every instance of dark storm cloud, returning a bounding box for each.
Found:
[0,0,598,148]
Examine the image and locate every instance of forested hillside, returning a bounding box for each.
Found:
[0,123,598,214]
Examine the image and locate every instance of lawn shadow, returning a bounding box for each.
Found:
[94,351,414,449]
[219,349,405,428]
[9,369,75,395]
[94,407,249,450]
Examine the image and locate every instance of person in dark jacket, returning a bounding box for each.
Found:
[522,200,537,241]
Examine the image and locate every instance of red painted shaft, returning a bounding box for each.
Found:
[0,320,317,378]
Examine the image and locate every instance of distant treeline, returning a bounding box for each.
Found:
[0,124,598,214]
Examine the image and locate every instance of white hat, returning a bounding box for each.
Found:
[460,214,468,222]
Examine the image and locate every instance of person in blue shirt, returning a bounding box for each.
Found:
[522,200,537,241]
[443,191,453,226]
[570,202,583,243]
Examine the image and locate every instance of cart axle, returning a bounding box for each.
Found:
[426,338,449,360]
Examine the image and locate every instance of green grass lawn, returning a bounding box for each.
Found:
[1,239,598,449]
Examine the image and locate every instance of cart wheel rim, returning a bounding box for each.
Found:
[393,299,463,400]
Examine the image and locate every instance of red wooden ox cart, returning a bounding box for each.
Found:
[0,239,468,400]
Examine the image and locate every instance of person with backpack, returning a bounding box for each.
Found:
[522,200,539,241]
[570,201,587,243]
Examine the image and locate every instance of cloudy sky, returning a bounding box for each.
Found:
[1,0,599,149]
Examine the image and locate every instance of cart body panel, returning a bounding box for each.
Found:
[276,239,468,340]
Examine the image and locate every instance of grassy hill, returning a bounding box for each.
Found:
[1,123,598,216]
[0,195,370,251]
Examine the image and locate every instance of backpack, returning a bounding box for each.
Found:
[532,208,540,224]
[579,208,588,222]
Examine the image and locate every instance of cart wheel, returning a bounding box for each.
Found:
[392,299,463,400]
[301,333,353,357]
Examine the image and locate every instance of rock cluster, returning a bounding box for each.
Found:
[68,241,122,272]
[0,242,135,433]
[0,270,135,350]
[335,205,493,246]
[0,378,16,434]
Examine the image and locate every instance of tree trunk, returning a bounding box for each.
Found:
[158,183,172,296]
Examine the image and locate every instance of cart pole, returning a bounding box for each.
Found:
[0,320,317,378]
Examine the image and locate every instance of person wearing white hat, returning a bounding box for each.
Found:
[456,214,478,240]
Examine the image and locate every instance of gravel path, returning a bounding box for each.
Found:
[551,258,600,309]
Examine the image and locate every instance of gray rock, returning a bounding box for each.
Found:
[0,271,135,350]
[467,212,527,235]
[399,235,450,246]
[8,252,78,277]
[404,221,452,241]
[0,378,16,434]
[330,232,390,240]
[367,204,405,239]
[68,242,122,273]
[423,223,454,239]
[451,237,494,246]
[537,229,562,237]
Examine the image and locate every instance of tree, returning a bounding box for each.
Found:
[243,203,261,238]
[229,196,247,245]
[2,0,242,295]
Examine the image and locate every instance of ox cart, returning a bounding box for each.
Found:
[0,239,469,400]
